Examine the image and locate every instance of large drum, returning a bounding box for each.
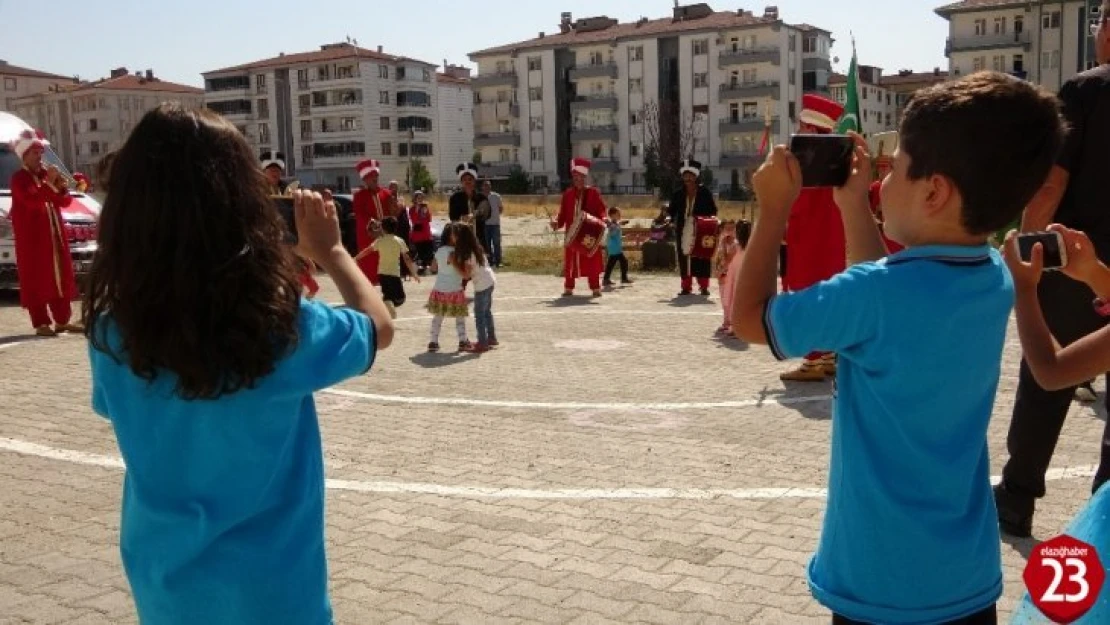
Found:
[566,213,606,257]
[691,216,721,260]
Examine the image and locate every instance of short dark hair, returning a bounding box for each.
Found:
[900,71,1064,235]
[608,206,620,216]
[737,219,752,247]
[381,216,398,234]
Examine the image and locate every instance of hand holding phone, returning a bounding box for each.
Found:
[789,134,854,188]
[1017,231,1067,270]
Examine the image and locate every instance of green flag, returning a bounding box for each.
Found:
[835,39,861,134]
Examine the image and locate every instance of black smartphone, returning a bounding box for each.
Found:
[789,134,854,188]
[1017,231,1066,270]
[272,196,298,244]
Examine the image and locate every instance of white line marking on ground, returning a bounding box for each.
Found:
[0,437,1096,500]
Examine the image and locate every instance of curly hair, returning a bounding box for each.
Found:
[83,103,303,400]
[451,222,487,268]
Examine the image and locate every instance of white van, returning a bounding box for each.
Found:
[0,111,101,289]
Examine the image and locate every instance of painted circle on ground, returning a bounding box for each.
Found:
[553,338,628,351]
[568,409,687,432]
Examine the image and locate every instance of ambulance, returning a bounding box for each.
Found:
[0,111,101,290]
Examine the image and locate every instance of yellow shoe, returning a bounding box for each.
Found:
[780,360,828,382]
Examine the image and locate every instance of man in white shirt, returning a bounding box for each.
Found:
[482,180,504,267]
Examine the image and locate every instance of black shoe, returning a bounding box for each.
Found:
[993,482,1034,538]
[678,290,692,296]
[700,288,711,296]
[621,279,634,284]
[427,342,440,353]
[603,280,615,287]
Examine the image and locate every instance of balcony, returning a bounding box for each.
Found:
[299,105,312,115]
[802,57,832,72]
[474,131,521,147]
[569,62,618,80]
[589,157,620,173]
[719,46,781,68]
[719,116,780,135]
[570,124,619,142]
[945,31,1031,55]
[471,71,518,88]
[570,93,619,112]
[718,81,780,101]
[297,79,310,90]
[1009,70,1028,80]
[473,101,520,123]
[480,161,517,177]
[719,150,763,168]
[312,99,363,110]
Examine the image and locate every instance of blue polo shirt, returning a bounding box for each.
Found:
[606,221,624,256]
[89,299,375,625]
[764,244,1009,624]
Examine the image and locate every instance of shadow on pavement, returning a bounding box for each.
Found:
[1002,533,1037,561]
[409,352,481,369]
[542,297,601,308]
[659,295,715,308]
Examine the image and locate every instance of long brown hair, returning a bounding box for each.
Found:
[451,223,487,268]
[83,103,302,400]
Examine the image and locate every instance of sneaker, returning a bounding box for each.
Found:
[993,482,1034,538]
[427,342,440,353]
[603,280,615,287]
[780,360,828,382]
[471,342,490,353]
[35,325,57,337]
[459,340,474,352]
[1076,382,1097,403]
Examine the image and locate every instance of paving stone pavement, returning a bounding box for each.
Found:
[0,272,1105,625]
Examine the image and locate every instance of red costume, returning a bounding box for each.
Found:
[869,180,904,254]
[556,159,606,293]
[10,166,77,329]
[351,159,390,286]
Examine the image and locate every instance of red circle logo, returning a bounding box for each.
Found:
[1024,534,1105,623]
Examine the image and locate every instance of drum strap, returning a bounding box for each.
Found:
[681,192,696,261]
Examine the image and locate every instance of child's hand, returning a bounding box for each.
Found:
[1002,229,1043,289]
[833,131,872,211]
[294,190,342,264]
[752,146,801,222]
[1049,224,1103,285]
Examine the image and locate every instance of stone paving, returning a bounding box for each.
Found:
[0,271,1105,624]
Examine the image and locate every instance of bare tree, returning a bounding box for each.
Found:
[642,99,701,198]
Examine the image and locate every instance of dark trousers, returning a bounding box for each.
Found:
[413,241,435,269]
[485,225,502,266]
[833,604,996,625]
[1002,271,1110,502]
[604,253,629,283]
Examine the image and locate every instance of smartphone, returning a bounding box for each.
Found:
[272,196,298,244]
[790,134,854,188]
[1017,231,1066,270]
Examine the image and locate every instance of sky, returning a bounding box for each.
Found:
[0,0,951,87]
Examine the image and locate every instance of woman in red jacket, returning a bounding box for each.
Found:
[407,189,435,273]
[9,129,82,336]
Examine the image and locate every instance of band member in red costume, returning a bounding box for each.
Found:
[869,155,905,254]
[668,158,719,296]
[552,158,606,297]
[8,129,82,336]
[780,94,848,382]
[352,159,391,285]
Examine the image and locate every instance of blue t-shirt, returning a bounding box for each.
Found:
[764,244,1010,624]
[606,221,623,256]
[88,300,375,625]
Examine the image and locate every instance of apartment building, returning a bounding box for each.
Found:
[10,68,203,176]
[468,3,833,190]
[436,64,475,190]
[203,43,439,192]
[879,68,948,127]
[936,0,1102,92]
[830,66,950,135]
[0,60,78,113]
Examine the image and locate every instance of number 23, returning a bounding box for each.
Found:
[1041,557,1090,603]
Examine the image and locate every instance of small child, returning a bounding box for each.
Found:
[602,207,633,287]
[455,225,498,352]
[81,104,394,625]
[355,217,419,319]
[426,223,472,353]
[713,220,740,334]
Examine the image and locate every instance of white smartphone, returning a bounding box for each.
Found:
[1017,231,1067,270]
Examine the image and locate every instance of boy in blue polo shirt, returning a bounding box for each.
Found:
[733,72,1065,624]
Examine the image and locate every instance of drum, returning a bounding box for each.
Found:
[566,213,606,257]
[691,216,720,260]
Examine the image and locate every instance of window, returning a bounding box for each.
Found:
[743,35,758,49]
[803,35,817,53]
[993,17,1006,34]
[742,102,757,118]
[1042,11,1060,29]
[255,74,266,90]
[88,119,98,131]
[90,141,100,155]
[297,69,309,85]
[589,51,604,66]
[975,19,987,35]
[629,78,643,93]
[530,117,543,131]
[789,35,796,52]
[396,67,406,80]
[529,87,542,101]
[630,144,640,157]
[317,65,330,81]
[379,65,389,79]
[497,90,509,103]
[381,142,392,155]
[693,72,708,88]
[411,143,433,157]
[630,110,642,125]
[341,117,358,130]
[258,123,270,143]
[380,90,390,103]
[863,110,869,122]
[1013,54,1024,72]
[630,46,643,61]
[1051,50,1060,69]
[974,56,986,71]
[337,65,355,79]
[692,39,709,55]
[528,57,542,71]
[380,117,390,130]
[422,69,431,82]
[863,87,869,100]
[788,101,796,120]
[300,119,312,136]
[742,68,757,83]
[1041,51,1051,68]
[500,148,512,161]
[729,102,740,121]
[257,99,269,118]
[3,77,15,90]
[1015,15,1024,33]
[531,146,544,161]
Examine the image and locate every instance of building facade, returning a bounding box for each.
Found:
[10,68,203,176]
[936,0,1102,93]
[0,60,77,113]
[436,65,475,190]
[830,66,950,136]
[468,3,833,191]
[203,43,439,193]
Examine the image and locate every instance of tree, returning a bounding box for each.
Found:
[504,165,531,194]
[406,158,436,193]
[643,98,701,199]
[472,150,483,165]
[643,142,662,192]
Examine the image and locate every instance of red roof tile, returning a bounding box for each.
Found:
[879,71,950,86]
[470,11,796,57]
[67,74,203,94]
[0,61,74,81]
[436,73,470,85]
[203,44,434,75]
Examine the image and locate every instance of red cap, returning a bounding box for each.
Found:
[356,159,380,179]
[800,94,844,131]
[570,157,591,176]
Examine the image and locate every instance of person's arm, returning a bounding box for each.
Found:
[705,188,719,217]
[1023,79,1083,232]
[1013,283,1110,389]
[402,250,420,281]
[1021,166,1070,232]
[833,133,889,264]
